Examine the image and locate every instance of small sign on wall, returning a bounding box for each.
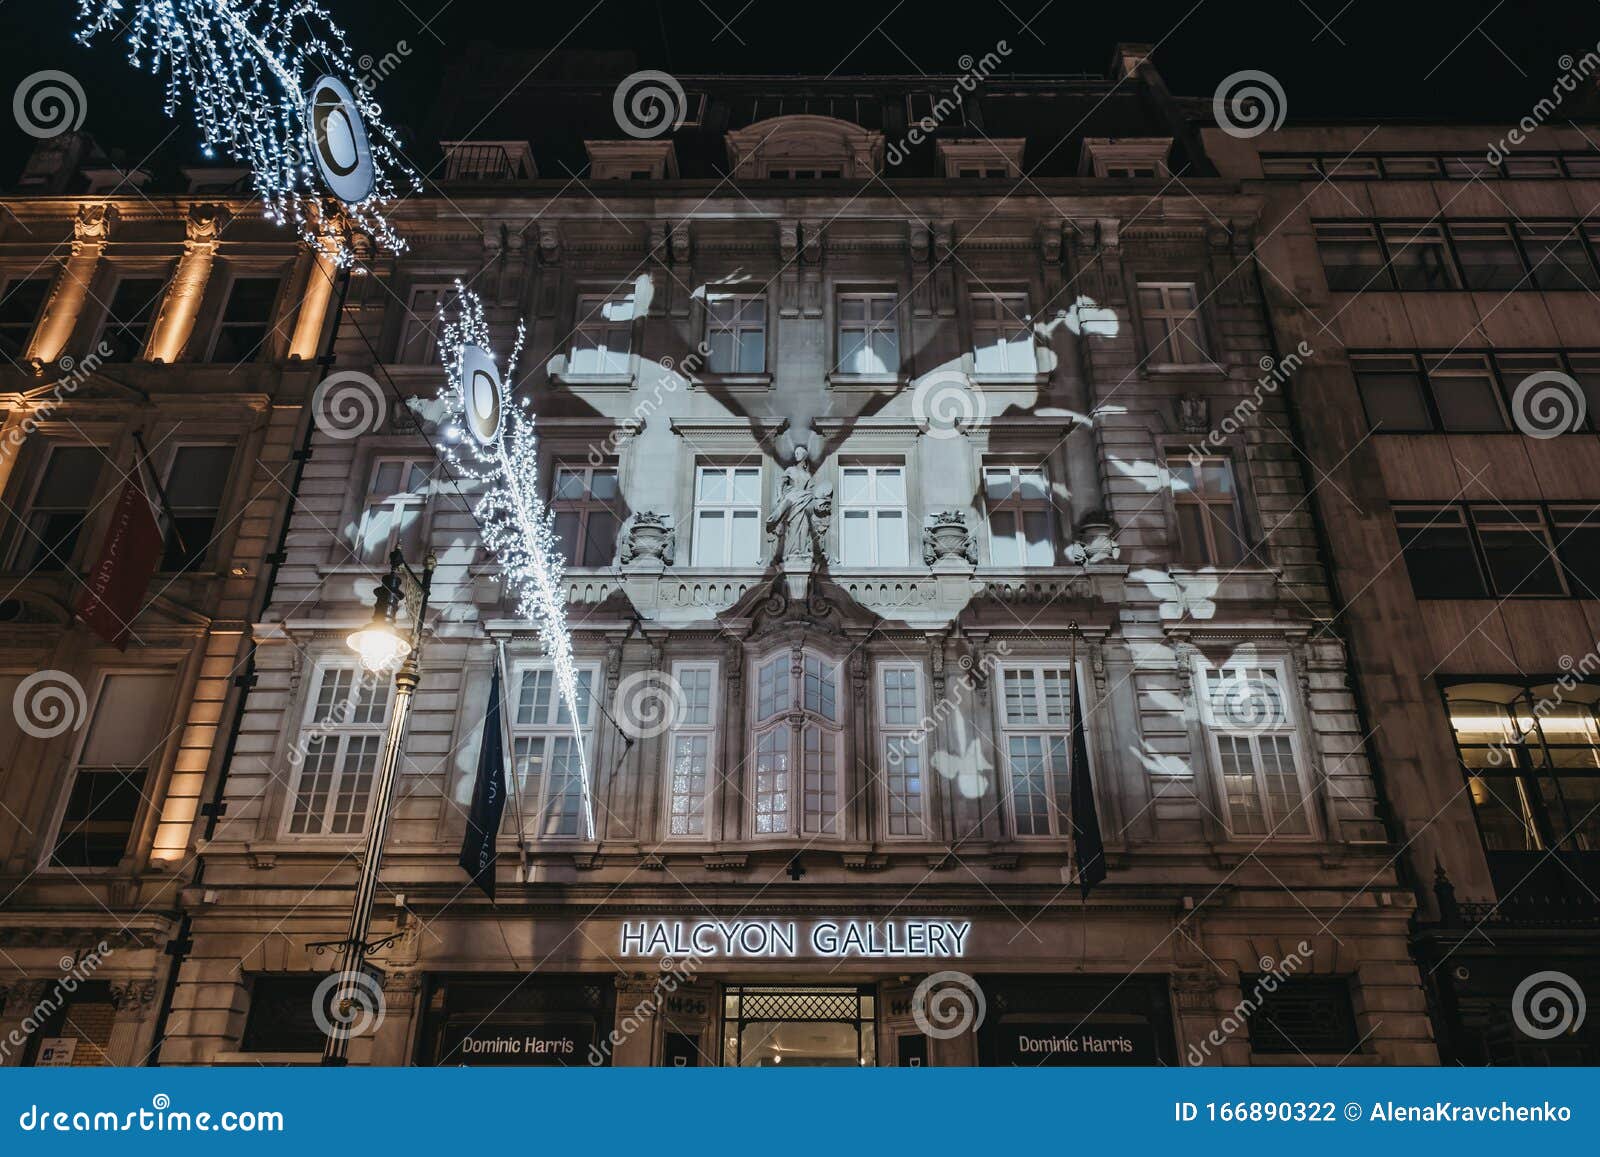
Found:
[36,1038,77,1066]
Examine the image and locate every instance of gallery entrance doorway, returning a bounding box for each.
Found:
[721,985,877,1066]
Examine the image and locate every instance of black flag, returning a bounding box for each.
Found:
[1069,672,1107,898]
[458,666,507,898]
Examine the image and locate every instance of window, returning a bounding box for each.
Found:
[1423,354,1506,431]
[1380,156,1442,178]
[1394,506,1488,598]
[1321,156,1381,180]
[665,663,717,838]
[1260,155,1321,179]
[1449,681,1600,854]
[835,292,899,375]
[1244,978,1358,1054]
[397,285,454,364]
[209,276,281,362]
[1380,224,1458,290]
[551,463,620,567]
[1469,505,1565,596]
[0,276,49,360]
[1351,355,1431,431]
[1314,223,1387,291]
[1449,223,1524,290]
[1442,155,1496,179]
[1137,282,1207,365]
[983,463,1054,566]
[692,466,762,566]
[10,443,103,572]
[997,666,1075,837]
[159,445,234,571]
[751,651,843,836]
[569,292,636,376]
[98,276,168,361]
[705,294,766,374]
[838,463,907,567]
[512,665,597,839]
[1552,506,1600,596]
[1504,352,1598,431]
[1198,662,1308,837]
[970,291,1034,375]
[877,664,926,838]
[1517,224,1600,291]
[355,458,430,566]
[1168,456,1245,567]
[287,665,390,836]
[51,672,175,867]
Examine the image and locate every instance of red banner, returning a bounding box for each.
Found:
[77,469,163,648]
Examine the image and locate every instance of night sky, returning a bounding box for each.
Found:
[0,0,1593,182]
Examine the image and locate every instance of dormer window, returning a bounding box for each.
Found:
[751,649,845,836]
[937,139,1024,179]
[440,141,537,182]
[727,115,884,180]
[585,139,679,181]
[1080,137,1172,179]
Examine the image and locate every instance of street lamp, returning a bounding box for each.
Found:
[322,547,435,1066]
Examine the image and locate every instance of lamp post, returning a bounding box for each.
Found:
[322,546,435,1066]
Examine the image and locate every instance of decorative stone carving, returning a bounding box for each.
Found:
[766,444,833,566]
[109,979,158,1015]
[922,510,977,567]
[1066,511,1120,565]
[1176,392,1209,434]
[621,511,676,569]
[73,202,115,249]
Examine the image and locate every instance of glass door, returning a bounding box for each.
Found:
[722,985,876,1066]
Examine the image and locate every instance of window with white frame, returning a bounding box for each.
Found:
[877,663,927,838]
[836,292,900,375]
[1197,661,1309,837]
[286,665,390,836]
[983,462,1055,566]
[8,443,104,572]
[1168,456,1245,567]
[839,463,908,567]
[705,294,767,374]
[970,291,1035,375]
[665,662,717,837]
[998,665,1078,837]
[1137,282,1208,365]
[751,650,843,835]
[551,462,620,567]
[692,465,762,566]
[51,672,176,867]
[512,665,597,839]
[355,457,431,566]
[398,284,455,364]
[568,292,636,376]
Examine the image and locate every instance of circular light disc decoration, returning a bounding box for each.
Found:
[305,74,376,205]
[459,344,505,446]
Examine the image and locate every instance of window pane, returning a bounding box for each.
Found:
[1353,356,1432,431]
[1449,225,1525,291]
[1382,226,1459,290]
[1396,507,1487,597]
[1472,508,1565,596]
[875,510,906,566]
[1316,226,1388,291]
[1425,355,1506,432]
[1519,226,1600,290]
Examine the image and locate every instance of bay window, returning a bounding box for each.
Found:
[751,650,843,836]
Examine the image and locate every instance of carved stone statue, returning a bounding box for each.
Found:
[922,510,977,567]
[766,444,833,563]
[621,511,676,568]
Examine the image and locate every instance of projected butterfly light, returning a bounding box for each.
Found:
[433,284,596,841]
[75,1,416,260]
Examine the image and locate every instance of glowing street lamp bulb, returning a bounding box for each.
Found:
[347,622,410,673]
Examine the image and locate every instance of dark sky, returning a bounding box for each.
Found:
[0,0,1591,182]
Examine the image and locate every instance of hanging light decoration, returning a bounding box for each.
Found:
[433,282,596,841]
[74,1,417,259]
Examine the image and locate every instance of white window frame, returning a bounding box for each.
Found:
[1195,659,1314,840]
[969,290,1036,377]
[691,464,763,566]
[1136,281,1209,366]
[511,661,600,841]
[983,461,1055,567]
[835,291,901,376]
[876,661,928,839]
[550,461,621,568]
[749,649,845,837]
[996,664,1082,838]
[397,284,455,365]
[664,660,718,839]
[568,292,636,378]
[283,662,391,838]
[838,461,909,567]
[704,293,767,374]
[354,456,432,567]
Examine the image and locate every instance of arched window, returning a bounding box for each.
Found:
[751,649,844,835]
[725,115,885,180]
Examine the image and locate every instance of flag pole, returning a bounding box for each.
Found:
[130,428,185,557]
[495,639,531,883]
[1067,621,1079,888]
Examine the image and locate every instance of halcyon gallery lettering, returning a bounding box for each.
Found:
[618,919,971,959]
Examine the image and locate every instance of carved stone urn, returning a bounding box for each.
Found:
[1066,511,1120,565]
[922,510,977,568]
[621,511,675,571]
